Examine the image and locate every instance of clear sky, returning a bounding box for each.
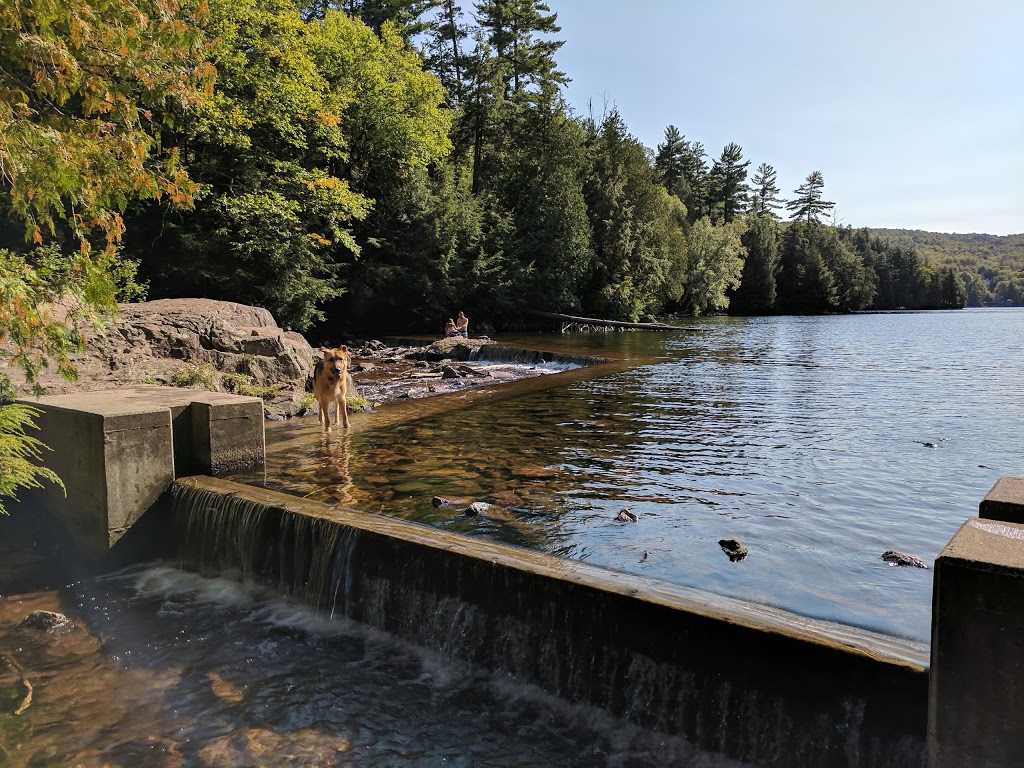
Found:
[550,0,1023,235]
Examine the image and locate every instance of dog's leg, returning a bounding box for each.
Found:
[340,394,349,429]
[320,399,331,433]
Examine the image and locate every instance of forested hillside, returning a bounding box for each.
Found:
[867,229,1024,306]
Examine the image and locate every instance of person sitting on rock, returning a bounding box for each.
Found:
[444,318,459,338]
[455,311,469,338]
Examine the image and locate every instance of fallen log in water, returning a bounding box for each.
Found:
[525,309,689,332]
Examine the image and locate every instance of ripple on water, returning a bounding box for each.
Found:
[232,310,1022,642]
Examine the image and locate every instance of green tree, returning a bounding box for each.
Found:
[677,217,745,316]
[421,0,470,103]
[474,0,566,97]
[708,142,750,224]
[582,111,677,320]
[654,125,688,199]
[786,170,835,224]
[749,162,783,218]
[679,140,710,221]
[0,0,212,512]
[129,4,450,330]
[731,214,780,314]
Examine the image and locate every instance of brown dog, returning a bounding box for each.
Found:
[313,346,351,433]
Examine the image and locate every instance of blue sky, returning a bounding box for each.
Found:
[550,0,1023,235]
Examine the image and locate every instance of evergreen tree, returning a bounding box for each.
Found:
[708,142,750,224]
[732,214,780,314]
[654,125,688,199]
[679,140,709,221]
[939,268,968,308]
[786,170,835,224]
[474,0,566,97]
[749,162,783,218]
[421,0,470,103]
[582,111,676,320]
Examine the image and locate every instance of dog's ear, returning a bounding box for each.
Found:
[321,347,333,357]
[339,345,348,353]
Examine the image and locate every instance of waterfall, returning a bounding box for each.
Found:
[169,478,927,768]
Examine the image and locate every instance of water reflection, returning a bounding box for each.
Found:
[232,310,1023,641]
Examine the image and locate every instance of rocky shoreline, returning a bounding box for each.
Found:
[4,299,559,419]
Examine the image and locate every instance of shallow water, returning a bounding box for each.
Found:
[237,309,1023,641]
[0,565,746,767]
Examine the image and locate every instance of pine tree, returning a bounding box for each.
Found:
[421,0,470,103]
[654,125,688,199]
[749,162,783,218]
[680,140,709,221]
[708,142,750,224]
[786,170,835,224]
[475,0,566,97]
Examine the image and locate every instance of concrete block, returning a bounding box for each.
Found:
[21,395,174,558]
[15,386,265,559]
[929,517,1024,767]
[187,394,265,473]
[979,477,1024,524]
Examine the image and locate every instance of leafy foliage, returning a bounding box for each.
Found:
[0,0,214,249]
[0,399,64,516]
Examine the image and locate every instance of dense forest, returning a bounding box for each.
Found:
[5,0,1011,347]
[866,230,1024,307]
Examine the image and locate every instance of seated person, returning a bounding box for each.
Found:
[444,318,459,337]
[455,311,469,338]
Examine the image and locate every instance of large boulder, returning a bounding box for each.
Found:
[94,299,314,381]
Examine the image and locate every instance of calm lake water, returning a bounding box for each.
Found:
[243,309,1023,642]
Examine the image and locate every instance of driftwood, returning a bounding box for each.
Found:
[525,309,687,332]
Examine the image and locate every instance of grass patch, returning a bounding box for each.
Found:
[171,364,216,391]
[221,372,277,401]
[347,395,371,413]
[299,392,315,411]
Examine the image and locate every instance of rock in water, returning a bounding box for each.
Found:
[719,539,748,562]
[615,509,638,522]
[465,502,491,517]
[881,550,928,568]
[20,610,73,633]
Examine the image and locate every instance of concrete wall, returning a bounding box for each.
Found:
[929,477,1024,768]
[14,386,264,559]
[174,476,929,768]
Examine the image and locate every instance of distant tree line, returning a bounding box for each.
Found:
[866,230,1023,307]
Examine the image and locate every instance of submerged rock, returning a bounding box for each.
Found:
[465,501,491,517]
[432,496,452,508]
[882,550,928,568]
[20,610,73,633]
[615,509,638,522]
[719,539,748,562]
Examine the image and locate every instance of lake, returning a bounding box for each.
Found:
[240,308,1023,642]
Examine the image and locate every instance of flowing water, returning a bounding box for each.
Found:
[1,309,1018,766]
[235,309,1023,642]
[0,565,746,767]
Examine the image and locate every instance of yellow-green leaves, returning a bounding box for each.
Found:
[0,0,215,249]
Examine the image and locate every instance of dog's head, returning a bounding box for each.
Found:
[320,346,350,379]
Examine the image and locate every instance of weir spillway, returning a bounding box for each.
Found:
[171,476,928,767]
